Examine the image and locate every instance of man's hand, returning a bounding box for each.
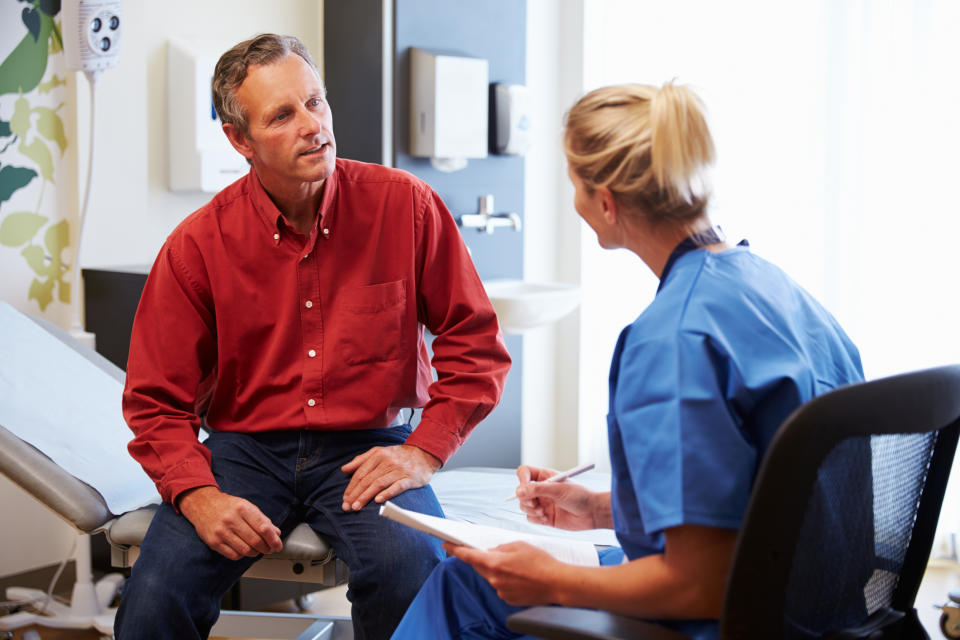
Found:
[177,486,283,561]
[340,444,441,511]
[515,465,611,530]
[444,541,566,606]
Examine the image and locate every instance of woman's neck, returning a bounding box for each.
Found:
[624,217,728,279]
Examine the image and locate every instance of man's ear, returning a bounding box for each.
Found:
[223,123,254,161]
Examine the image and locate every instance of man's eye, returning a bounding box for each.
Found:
[309,98,322,107]
[275,112,288,122]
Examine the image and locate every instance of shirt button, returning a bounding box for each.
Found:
[273,233,279,241]
[308,349,317,358]
[305,300,313,309]
[307,398,316,407]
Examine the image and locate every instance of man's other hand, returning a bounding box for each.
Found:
[177,486,283,561]
[340,444,441,511]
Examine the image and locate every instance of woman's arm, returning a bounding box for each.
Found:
[446,523,737,620]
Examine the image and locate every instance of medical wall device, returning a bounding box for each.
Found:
[62,0,122,74]
[409,47,488,172]
[60,0,123,349]
[167,39,249,193]
[492,83,532,156]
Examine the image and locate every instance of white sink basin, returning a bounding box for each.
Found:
[482,279,580,334]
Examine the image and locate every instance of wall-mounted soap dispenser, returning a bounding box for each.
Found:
[492,83,532,156]
[167,39,249,193]
[409,47,488,172]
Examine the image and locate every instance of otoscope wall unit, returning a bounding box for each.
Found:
[167,39,248,193]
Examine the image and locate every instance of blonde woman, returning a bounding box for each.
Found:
[391,82,865,640]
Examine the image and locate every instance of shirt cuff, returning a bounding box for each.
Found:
[158,459,219,510]
[405,416,464,466]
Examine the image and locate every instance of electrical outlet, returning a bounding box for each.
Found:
[62,0,122,73]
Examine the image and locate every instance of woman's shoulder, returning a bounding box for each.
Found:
[634,247,835,350]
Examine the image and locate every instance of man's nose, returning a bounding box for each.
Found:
[297,108,322,136]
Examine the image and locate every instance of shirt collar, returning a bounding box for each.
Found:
[246,162,341,247]
[657,226,749,292]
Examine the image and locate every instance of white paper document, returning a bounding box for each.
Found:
[380,501,600,567]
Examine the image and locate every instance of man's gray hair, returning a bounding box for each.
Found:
[212,34,320,135]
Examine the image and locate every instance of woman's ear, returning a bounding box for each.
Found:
[223,124,255,161]
[599,188,619,225]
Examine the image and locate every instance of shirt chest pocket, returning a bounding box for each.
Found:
[339,280,407,365]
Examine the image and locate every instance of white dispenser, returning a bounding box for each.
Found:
[409,48,488,172]
[167,39,248,192]
[493,84,532,156]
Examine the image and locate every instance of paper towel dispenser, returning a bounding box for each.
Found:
[409,47,488,172]
[167,39,249,192]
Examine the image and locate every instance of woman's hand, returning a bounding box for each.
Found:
[514,465,612,530]
[443,541,567,606]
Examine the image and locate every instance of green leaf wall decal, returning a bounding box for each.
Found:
[21,244,49,276]
[22,8,42,43]
[44,218,69,258]
[37,75,66,94]
[34,107,66,154]
[39,0,62,19]
[0,211,48,247]
[19,138,54,182]
[28,276,55,310]
[0,13,54,96]
[11,96,31,137]
[0,165,38,203]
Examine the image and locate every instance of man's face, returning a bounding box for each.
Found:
[226,54,336,191]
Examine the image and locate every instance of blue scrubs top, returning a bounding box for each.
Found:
[607,244,863,639]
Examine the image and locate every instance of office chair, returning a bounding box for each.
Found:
[508,365,960,640]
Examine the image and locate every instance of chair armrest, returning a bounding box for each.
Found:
[506,607,691,640]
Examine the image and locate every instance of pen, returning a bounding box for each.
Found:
[505,462,596,501]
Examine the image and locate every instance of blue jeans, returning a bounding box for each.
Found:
[114,425,444,640]
[390,547,625,639]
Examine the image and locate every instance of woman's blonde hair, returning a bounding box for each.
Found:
[563,81,715,227]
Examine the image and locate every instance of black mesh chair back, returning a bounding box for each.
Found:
[722,365,960,639]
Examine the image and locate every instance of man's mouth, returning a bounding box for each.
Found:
[299,143,329,157]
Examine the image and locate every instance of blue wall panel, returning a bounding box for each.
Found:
[325,0,527,468]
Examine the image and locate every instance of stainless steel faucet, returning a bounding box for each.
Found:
[457,195,522,234]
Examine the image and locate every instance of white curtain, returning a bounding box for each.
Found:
[578,0,960,543]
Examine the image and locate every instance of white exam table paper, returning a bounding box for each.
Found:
[0,302,160,515]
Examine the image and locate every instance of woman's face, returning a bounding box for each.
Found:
[567,165,620,249]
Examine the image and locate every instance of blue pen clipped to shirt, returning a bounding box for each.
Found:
[506,462,596,501]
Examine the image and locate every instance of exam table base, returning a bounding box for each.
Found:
[0,533,121,637]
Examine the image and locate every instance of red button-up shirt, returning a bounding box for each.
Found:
[122,159,511,504]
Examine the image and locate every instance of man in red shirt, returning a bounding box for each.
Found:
[113,34,510,640]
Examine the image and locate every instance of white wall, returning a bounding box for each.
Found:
[1,0,321,581]
[522,0,588,470]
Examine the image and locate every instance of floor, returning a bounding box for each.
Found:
[3,584,351,640]
[4,566,959,639]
